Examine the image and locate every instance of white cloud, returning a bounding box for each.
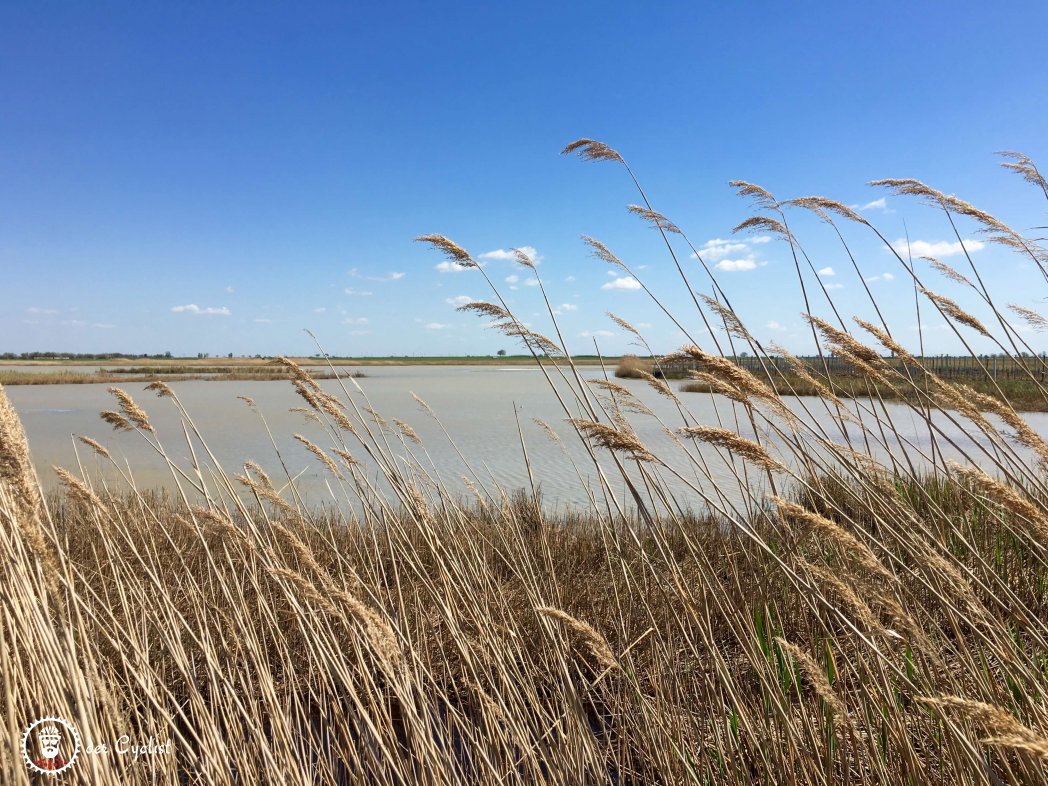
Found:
[767,320,785,331]
[601,276,642,291]
[696,238,749,260]
[552,303,578,315]
[817,266,835,277]
[313,307,327,313]
[825,283,845,290]
[859,198,888,211]
[891,238,985,259]
[635,322,652,329]
[479,245,542,264]
[446,295,474,308]
[505,274,519,284]
[564,275,576,283]
[253,318,272,323]
[524,279,539,287]
[349,329,370,336]
[225,286,235,294]
[748,235,772,245]
[171,304,230,316]
[342,317,369,325]
[715,258,757,272]
[26,307,58,315]
[865,272,896,283]
[344,287,373,296]
[425,322,449,330]
[388,272,406,280]
[435,261,467,273]
[580,330,615,338]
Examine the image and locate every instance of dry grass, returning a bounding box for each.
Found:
[2,144,1048,785]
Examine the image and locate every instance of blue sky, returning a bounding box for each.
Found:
[2,2,1046,357]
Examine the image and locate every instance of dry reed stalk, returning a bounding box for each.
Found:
[289,406,322,424]
[100,409,133,431]
[732,215,792,241]
[627,204,681,234]
[678,426,782,472]
[294,434,344,480]
[1008,305,1048,332]
[145,380,175,398]
[77,435,111,459]
[784,195,869,226]
[919,695,1048,760]
[728,180,778,210]
[997,151,1048,192]
[535,606,617,672]
[919,287,992,338]
[583,236,627,269]
[698,294,752,341]
[771,496,894,585]
[801,560,882,634]
[393,419,421,445]
[569,418,654,462]
[955,384,1048,467]
[924,256,974,288]
[107,387,154,432]
[561,138,624,164]
[415,233,478,267]
[531,418,560,443]
[948,462,1048,543]
[635,371,679,403]
[53,466,107,513]
[774,637,854,731]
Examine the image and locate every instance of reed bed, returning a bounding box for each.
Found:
[2,143,1047,785]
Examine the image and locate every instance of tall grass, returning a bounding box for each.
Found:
[2,143,1048,784]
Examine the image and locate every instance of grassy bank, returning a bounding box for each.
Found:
[2,142,1047,785]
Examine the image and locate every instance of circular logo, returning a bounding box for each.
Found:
[21,717,80,776]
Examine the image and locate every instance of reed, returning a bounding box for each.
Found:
[1,144,1047,785]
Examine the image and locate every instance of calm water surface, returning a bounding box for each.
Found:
[8,366,1048,514]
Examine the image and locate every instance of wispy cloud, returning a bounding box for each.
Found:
[26,307,58,315]
[478,245,542,264]
[253,317,272,323]
[341,317,369,325]
[824,282,845,290]
[715,258,757,272]
[425,322,449,330]
[564,275,576,283]
[580,329,615,338]
[224,285,235,294]
[344,287,374,296]
[171,304,230,315]
[891,238,985,258]
[817,266,835,277]
[313,307,327,313]
[601,276,642,291]
[865,272,895,283]
[767,320,785,331]
[858,197,888,211]
[350,268,406,282]
[552,303,578,315]
[504,274,519,284]
[446,295,474,308]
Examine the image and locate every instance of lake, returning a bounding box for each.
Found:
[8,365,1047,515]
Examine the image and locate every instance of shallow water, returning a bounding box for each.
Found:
[8,365,1048,515]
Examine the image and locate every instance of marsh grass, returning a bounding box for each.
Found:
[2,143,1048,784]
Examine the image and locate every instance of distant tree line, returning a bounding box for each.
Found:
[1,351,174,360]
